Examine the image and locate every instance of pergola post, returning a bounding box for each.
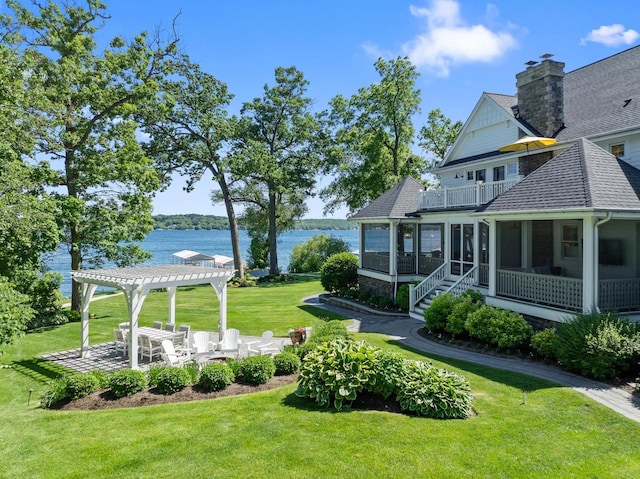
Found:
[167,286,177,325]
[211,280,228,342]
[80,283,98,358]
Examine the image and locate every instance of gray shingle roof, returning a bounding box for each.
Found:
[557,45,640,141]
[350,176,425,219]
[480,138,640,214]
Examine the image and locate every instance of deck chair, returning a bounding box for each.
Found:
[218,328,240,357]
[114,329,128,357]
[191,331,215,355]
[246,330,274,356]
[139,334,162,362]
[160,340,189,367]
[152,321,163,329]
[258,338,285,357]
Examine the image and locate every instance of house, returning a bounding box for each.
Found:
[350,45,640,323]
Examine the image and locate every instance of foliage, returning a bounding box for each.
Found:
[147,363,168,387]
[40,377,71,409]
[228,66,329,275]
[320,252,358,293]
[153,214,232,230]
[155,367,193,395]
[3,0,181,312]
[225,358,242,378]
[273,351,301,375]
[198,363,235,392]
[228,274,257,288]
[368,350,406,400]
[466,305,533,349]
[23,272,66,330]
[320,57,425,214]
[237,355,276,385]
[296,339,378,410]
[424,293,455,333]
[530,329,557,360]
[288,234,351,273]
[418,108,463,171]
[0,276,33,351]
[65,373,100,400]
[555,311,640,380]
[396,284,410,311]
[109,370,148,398]
[395,360,473,419]
[446,295,479,337]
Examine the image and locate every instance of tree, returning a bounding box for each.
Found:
[3,0,181,312]
[0,277,34,353]
[320,56,424,214]
[229,66,327,275]
[418,108,463,171]
[289,234,350,273]
[140,56,245,277]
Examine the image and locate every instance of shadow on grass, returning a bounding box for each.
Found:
[296,304,349,322]
[12,358,71,383]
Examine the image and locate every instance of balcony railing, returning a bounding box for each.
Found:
[419,176,523,210]
[497,269,583,310]
[599,278,640,311]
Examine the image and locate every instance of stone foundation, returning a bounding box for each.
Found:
[358,275,394,299]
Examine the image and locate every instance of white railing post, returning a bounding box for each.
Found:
[409,284,415,313]
[476,182,482,205]
[443,186,448,209]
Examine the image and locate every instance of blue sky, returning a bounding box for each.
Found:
[93,0,638,218]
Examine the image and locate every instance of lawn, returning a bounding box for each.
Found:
[1,278,640,478]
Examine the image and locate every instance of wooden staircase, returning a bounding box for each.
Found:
[410,278,457,320]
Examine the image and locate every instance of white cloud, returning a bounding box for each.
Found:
[401,0,517,77]
[580,24,639,47]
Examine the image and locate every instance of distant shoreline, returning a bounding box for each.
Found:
[153,214,356,231]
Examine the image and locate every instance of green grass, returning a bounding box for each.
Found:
[1,278,640,478]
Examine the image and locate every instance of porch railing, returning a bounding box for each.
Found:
[419,176,523,210]
[599,278,640,311]
[397,254,416,274]
[446,267,478,297]
[479,263,489,286]
[409,262,447,312]
[496,269,583,310]
[418,256,444,275]
[361,252,390,273]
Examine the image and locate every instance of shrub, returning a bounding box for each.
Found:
[531,328,557,360]
[424,293,455,333]
[184,362,200,384]
[375,295,395,310]
[296,339,378,410]
[155,367,192,395]
[288,234,350,273]
[368,350,405,400]
[396,284,410,311]
[225,357,242,377]
[88,370,112,389]
[555,311,640,379]
[109,369,148,398]
[147,363,167,387]
[273,351,301,375]
[320,252,358,293]
[40,377,71,408]
[0,276,33,350]
[446,295,479,337]
[237,355,276,385]
[198,363,235,392]
[466,305,532,349]
[24,272,67,330]
[395,360,474,419]
[357,290,372,303]
[66,373,100,399]
[460,289,485,304]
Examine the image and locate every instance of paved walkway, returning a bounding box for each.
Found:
[309,295,640,424]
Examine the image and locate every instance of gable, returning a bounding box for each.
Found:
[442,94,528,168]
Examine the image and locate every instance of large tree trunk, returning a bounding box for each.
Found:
[66,149,83,313]
[219,177,244,278]
[268,187,279,275]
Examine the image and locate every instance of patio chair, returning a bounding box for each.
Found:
[114,329,128,357]
[139,334,162,362]
[164,323,176,332]
[258,338,285,357]
[160,340,189,367]
[152,321,163,329]
[191,331,215,355]
[179,324,191,338]
[246,330,274,356]
[118,322,130,330]
[218,328,240,357]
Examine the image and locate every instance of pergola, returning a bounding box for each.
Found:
[71,265,235,369]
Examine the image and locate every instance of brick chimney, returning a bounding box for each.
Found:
[515,59,565,138]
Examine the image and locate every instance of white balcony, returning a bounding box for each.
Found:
[419,176,524,210]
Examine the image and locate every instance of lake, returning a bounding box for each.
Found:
[46,229,359,297]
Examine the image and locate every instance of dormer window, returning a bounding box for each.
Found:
[611,143,625,157]
[507,161,518,176]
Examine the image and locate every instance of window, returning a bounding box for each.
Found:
[507,161,518,176]
[611,143,625,157]
[562,225,579,259]
[475,169,486,182]
[420,224,443,258]
[493,166,505,182]
[467,171,474,181]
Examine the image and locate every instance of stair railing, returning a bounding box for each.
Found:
[446,266,478,297]
[409,262,447,313]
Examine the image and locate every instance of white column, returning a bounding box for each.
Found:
[444,220,451,276]
[211,280,228,342]
[167,286,176,325]
[582,217,596,312]
[389,222,397,276]
[488,219,497,297]
[127,287,149,370]
[80,283,97,358]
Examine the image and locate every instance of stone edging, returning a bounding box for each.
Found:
[318,294,408,318]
